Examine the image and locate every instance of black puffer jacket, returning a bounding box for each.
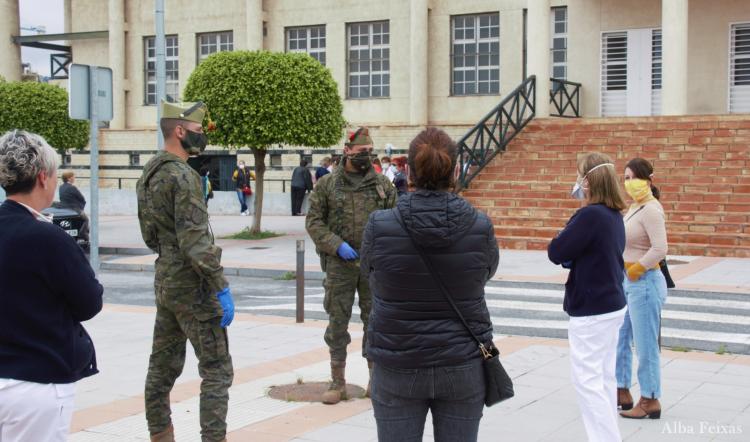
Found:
[361,190,499,368]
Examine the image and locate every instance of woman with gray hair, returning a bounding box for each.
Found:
[0,130,103,441]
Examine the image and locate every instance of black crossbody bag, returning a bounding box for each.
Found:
[393,209,514,406]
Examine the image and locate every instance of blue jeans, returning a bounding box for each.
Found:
[616,269,668,399]
[235,190,248,213]
[371,359,485,442]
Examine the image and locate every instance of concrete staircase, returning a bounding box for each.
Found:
[462,115,750,257]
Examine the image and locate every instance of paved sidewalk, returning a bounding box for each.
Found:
[99,215,750,294]
[71,305,750,441]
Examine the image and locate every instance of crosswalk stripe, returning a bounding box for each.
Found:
[489,317,750,345]
[238,303,750,347]
[485,288,750,312]
[485,299,750,326]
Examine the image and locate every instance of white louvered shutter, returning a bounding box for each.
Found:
[601,32,627,116]
[730,23,750,113]
[651,30,662,115]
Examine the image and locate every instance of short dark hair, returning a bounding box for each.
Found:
[300,160,308,167]
[408,128,457,191]
[625,157,660,200]
[159,118,182,139]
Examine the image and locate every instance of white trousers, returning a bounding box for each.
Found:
[568,308,626,442]
[0,379,76,442]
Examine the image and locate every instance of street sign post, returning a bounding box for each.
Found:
[69,63,113,273]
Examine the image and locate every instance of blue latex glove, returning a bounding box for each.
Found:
[337,242,359,261]
[216,287,235,328]
[562,261,573,269]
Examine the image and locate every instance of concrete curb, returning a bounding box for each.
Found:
[100,260,327,280]
[99,247,153,256]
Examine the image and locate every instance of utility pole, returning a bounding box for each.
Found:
[155,0,166,149]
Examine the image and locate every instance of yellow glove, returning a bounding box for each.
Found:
[626,262,647,282]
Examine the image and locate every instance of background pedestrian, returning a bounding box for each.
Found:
[291,159,313,216]
[232,160,255,216]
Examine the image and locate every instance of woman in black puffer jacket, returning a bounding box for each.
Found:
[360,128,499,442]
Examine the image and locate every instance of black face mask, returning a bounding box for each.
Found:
[179,128,208,155]
[347,152,372,173]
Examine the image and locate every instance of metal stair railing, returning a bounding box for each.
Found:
[550,78,581,118]
[455,75,536,191]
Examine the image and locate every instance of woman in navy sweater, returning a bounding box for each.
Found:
[548,152,627,442]
[0,130,103,442]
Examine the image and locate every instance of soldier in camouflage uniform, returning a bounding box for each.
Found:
[137,100,235,442]
[306,127,397,405]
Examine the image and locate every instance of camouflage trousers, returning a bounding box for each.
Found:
[323,256,372,361]
[145,285,234,442]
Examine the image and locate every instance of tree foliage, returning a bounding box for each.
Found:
[184,50,345,233]
[184,50,345,148]
[0,81,88,153]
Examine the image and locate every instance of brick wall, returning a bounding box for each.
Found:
[463,115,750,257]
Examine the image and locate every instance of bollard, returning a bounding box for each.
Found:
[296,239,305,323]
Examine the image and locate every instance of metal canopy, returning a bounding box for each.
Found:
[21,42,71,51]
[12,31,108,45]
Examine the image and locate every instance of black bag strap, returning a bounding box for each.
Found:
[624,205,646,223]
[392,208,493,360]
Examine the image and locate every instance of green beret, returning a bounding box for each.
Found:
[345,126,373,147]
[160,99,207,124]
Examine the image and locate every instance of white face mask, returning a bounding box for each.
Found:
[570,163,614,200]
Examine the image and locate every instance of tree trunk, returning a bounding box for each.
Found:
[251,148,266,234]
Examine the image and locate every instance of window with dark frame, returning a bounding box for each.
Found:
[347,21,390,99]
[451,13,500,96]
[286,26,326,65]
[197,31,233,64]
[62,153,71,166]
[144,35,179,105]
[550,7,567,80]
[129,153,140,167]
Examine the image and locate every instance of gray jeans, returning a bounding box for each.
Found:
[371,358,485,442]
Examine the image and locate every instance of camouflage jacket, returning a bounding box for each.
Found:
[136,151,227,293]
[306,164,397,260]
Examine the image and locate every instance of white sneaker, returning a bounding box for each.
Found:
[240,211,248,216]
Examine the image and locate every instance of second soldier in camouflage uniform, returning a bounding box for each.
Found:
[306,127,396,404]
[137,101,235,442]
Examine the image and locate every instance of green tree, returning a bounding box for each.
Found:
[0,81,88,152]
[184,50,345,233]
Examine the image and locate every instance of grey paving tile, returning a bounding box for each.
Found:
[665,403,740,423]
[298,423,378,442]
[718,364,750,378]
[662,359,727,374]
[336,410,376,429]
[504,384,557,409]
[512,372,570,390]
[677,392,750,413]
[693,383,750,400]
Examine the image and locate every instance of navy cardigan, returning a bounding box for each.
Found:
[0,199,103,383]
[548,203,626,317]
